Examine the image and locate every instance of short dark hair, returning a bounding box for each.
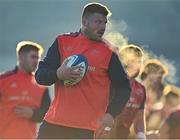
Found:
[82,2,111,17]
[16,41,43,56]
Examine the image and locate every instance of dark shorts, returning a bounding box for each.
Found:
[37,121,94,139]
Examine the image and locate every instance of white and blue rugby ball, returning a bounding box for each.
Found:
[64,54,88,86]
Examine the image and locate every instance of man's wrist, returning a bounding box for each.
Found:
[56,69,62,80]
[104,113,114,126]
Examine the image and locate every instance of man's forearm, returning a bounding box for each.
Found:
[35,39,61,85]
[107,52,131,117]
[134,110,146,139]
[31,90,51,122]
[35,62,58,85]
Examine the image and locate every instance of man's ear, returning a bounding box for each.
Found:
[18,53,25,62]
[82,16,88,26]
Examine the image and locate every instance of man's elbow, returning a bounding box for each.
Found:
[35,70,43,85]
[35,70,52,86]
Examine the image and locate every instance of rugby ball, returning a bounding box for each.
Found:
[63,54,88,86]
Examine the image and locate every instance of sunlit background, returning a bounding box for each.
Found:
[1,0,180,88]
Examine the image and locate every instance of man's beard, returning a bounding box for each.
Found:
[83,28,103,41]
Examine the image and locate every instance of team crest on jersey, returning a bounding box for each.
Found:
[90,49,99,56]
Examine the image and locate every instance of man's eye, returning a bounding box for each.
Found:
[32,55,39,59]
[95,20,102,24]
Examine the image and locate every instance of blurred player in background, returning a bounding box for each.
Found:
[146,85,179,131]
[159,104,180,139]
[140,59,169,132]
[140,59,168,115]
[102,44,146,139]
[0,41,51,139]
[146,85,180,139]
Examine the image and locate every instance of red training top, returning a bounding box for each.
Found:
[0,68,46,139]
[114,79,146,138]
[44,33,112,131]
